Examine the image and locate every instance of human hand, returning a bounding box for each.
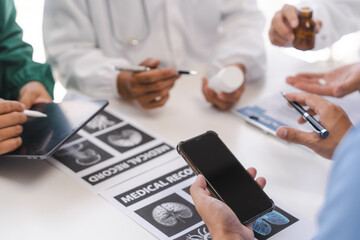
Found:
[286,63,360,97]
[116,58,180,109]
[0,100,27,155]
[269,4,321,47]
[19,81,52,109]
[190,168,266,240]
[276,93,352,159]
[203,65,246,110]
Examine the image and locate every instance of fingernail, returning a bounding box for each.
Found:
[278,129,287,139]
[291,20,297,28]
[21,103,26,111]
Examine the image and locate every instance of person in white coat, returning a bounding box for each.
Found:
[43,0,265,110]
[268,0,360,98]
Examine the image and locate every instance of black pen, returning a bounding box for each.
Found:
[115,66,197,75]
[281,92,329,138]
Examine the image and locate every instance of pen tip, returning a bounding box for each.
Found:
[280,91,286,96]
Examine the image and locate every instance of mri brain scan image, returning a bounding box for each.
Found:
[54,140,113,172]
[86,114,116,131]
[56,143,102,166]
[152,202,193,226]
[107,129,143,147]
[135,194,202,237]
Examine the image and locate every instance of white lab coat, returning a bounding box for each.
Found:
[301,0,360,49]
[43,0,265,99]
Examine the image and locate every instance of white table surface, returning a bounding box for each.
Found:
[0,46,345,240]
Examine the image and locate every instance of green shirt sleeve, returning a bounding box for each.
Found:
[0,0,54,100]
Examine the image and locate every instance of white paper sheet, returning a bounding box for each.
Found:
[48,107,179,193]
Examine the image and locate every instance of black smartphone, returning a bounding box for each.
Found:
[177,131,274,224]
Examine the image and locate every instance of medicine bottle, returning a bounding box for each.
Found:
[293,7,316,50]
[208,66,244,94]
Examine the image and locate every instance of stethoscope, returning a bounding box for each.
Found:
[106,0,151,46]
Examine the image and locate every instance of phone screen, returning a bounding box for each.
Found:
[179,132,273,223]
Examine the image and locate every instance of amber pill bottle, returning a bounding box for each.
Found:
[293,7,316,50]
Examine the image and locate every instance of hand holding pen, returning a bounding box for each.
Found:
[276,92,353,159]
[116,58,181,109]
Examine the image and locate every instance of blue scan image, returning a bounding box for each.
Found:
[253,210,290,236]
[253,218,272,236]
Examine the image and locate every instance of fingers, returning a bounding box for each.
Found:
[139,58,161,68]
[314,19,322,33]
[203,87,229,110]
[282,4,299,29]
[132,77,178,96]
[217,83,245,103]
[143,94,170,109]
[284,92,331,116]
[270,28,292,46]
[286,71,358,97]
[276,126,317,147]
[0,112,27,129]
[298,108,316,124]
[247,167,257,179]
[287,78,333,96]
[247,167,266,189]
[202,78,242,110]
[269,4,298,46]
[0,100,25,115]
[0,137,22,155]
[0,125,23,142]
[286,73,325,85]
[256,177,266,189]
[137,87,172,109]
[19,82,52,109]
[135,68,178,84]
[19,89,38,109]
[190,175,209,204]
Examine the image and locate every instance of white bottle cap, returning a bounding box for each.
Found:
[208,66,244,93]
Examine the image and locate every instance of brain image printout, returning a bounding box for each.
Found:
[135,193,202,237]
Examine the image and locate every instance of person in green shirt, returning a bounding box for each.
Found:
[0,0,55,155]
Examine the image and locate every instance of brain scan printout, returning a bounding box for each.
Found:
[135,194,202,237]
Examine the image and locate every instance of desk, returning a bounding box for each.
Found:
[0,47,341,240]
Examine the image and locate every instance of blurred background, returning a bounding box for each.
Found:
[14,0,360,98]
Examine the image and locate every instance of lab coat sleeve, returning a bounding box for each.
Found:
[301,0,360,49]
[43,0,130,99]
[208,0,266,82]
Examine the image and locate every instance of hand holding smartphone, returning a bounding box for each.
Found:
[177,131,274,224]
